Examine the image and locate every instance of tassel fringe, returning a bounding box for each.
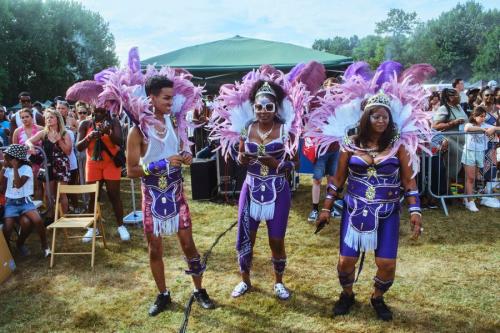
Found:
[153,215,179,236]
[249,200,275,221]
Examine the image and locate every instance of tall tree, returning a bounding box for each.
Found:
[312,35,359,57]
[0,0,118,105]
[472,26,500,81]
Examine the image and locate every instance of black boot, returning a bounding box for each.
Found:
[371,296,393,321]
[193,289,215,309]
[332,291,355,316]
[148,292,172,316]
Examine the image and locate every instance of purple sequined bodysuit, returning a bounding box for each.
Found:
[339,155,402,259]
[236,124,291,273]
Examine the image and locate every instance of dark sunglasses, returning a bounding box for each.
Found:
[78,111,88,115]
[483,94,492,97]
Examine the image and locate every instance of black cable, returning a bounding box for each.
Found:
[178,220,238,333]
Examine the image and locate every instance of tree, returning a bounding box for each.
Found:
[352,35,388,69]
[375,8,419,63]
[312,35,360,57]
[0,0,118,105]
[404,1,499,80]
[472,26,500,81]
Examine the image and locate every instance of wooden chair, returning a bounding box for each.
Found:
[47,182,107,268]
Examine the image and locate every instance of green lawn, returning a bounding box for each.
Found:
[0,172,499,333]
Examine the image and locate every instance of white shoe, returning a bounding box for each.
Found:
[82,228,99,243]
[480,197,500,208]
[465,201,479,212]
[231,281,249,298]
[44,248,52,258]
[117,225,130,241]
[274,283,291,300]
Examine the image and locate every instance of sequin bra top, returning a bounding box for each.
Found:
[244,123,286,177]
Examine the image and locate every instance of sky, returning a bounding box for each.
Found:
[77,0,497,65]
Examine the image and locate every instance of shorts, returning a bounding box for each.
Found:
[86,159,122,182]
[4,198,36,218]
[312,150,340,180]
[461,149,484,168]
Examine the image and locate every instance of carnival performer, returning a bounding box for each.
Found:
[209,67,308,300]
[308,61,433,321]
[66,47,216,316]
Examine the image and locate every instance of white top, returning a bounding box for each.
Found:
[5,165,34,199]
[140,115,179,165]
[463,123,490,151]
[66,129,77,171]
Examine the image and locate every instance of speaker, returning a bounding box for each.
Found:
[216,150,247,195]
[190,158,217,200]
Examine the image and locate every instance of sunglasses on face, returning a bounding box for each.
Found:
[254,102,275,113]
[484,94,492,97]
[20,99,31,103]
[78,111,87,115]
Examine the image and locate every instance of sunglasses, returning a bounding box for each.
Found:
[78,111,88,115]
[20,99,31,103]
[254,102,275,113]
[483,94,492,97]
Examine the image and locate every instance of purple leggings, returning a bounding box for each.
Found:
[237,181,291,239]
[339,204,400,259]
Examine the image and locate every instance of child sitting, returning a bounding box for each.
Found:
[462,106,500,212]
[0,144,50,257]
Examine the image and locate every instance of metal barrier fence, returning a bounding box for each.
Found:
[420,130,499,216]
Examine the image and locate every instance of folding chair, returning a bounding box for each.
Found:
[47,182,107,268]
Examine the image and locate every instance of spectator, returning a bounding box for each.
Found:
[452,78,467,105]
[462,106,499,211]
[464,88,480,116]
[25,109,72,220]
[0,144,50,257]
[0,105,10,146]
[9,92,44,143]
[427,91,441,113]
[432,88,468,180]
[12,108,44,200]
[76,107,129,242]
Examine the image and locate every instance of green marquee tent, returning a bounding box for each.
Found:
[141,35,352,93]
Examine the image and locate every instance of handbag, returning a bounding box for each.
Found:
[101,141,126,168]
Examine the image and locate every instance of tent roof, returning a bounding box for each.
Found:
[141,35,352,73]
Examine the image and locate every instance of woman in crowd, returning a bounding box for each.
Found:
[427,91,441,113]
[76,107,129,242]
[0,144,50,257]
[432,88,468,181]
[25,109,72,219]
[12,108,44,200]
[0,106,10,146]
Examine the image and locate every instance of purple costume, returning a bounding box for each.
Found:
[236,124,291,273]
[340,155,401,259]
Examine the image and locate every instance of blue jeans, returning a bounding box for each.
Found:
[312,151,340,180]
[4,198,36,218]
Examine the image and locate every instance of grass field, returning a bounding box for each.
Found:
[0,171,499,333]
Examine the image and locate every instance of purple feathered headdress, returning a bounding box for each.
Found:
[209,65,310,160]
[306,61,435,175]
[97,47,202,152]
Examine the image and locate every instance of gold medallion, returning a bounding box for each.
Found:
[367,167,377,180]
[365,185,375,201]
[158,176,168,190]
[260,165,269,176]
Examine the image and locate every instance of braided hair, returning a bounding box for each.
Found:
[440,88,457,118]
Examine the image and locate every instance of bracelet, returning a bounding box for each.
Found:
[410,211,422,217]
[141,163,150,176]
[321,208,330,212]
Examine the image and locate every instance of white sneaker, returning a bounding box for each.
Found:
[231,281,250,298]
[273,283,291,300]
[117,225,130,241]
[480,197,500,208]
[82,228,99,243]
[44,248,52,258]
[465,201,479,212]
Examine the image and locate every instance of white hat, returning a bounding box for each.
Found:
[487,80,497,89]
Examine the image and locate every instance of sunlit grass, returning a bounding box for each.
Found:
[0,171,499,332]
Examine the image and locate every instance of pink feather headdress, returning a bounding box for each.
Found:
[305,61,436,175]
[96,47,202,152]
[208,65,310,160]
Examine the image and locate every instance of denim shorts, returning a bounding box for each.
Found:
[312,151,340,180]
[4,198,36,218]
[461,149,484,168]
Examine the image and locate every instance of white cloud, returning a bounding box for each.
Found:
[77,0,497,64]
